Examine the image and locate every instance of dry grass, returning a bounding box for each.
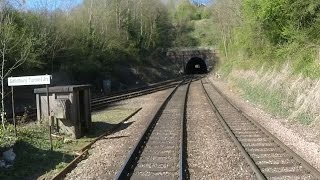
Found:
[226,63,320,125]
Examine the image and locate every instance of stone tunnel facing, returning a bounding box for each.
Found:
[185,57,208,74]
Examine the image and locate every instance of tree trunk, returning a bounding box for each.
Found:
[115,0,120,31]
[140,0,143,37]
[1,46,5,129]
[1,78,5,130]
[88,0,94,51]
[126,0,130,41]
[223,33,229,60]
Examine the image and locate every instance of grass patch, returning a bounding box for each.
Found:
[62,108,135,152]
[0,125,17,153]
[230,77,316,125]
[0,124,74,180]
[0,108,136,180]
[234,78,290,118]
[296,113,313,125]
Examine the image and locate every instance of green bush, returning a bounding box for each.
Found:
[0,125,17,152]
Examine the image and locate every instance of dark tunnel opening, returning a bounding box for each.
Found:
[185,57,208,74]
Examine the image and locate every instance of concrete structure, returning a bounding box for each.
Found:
[166,48,217,74]
[34,85,91,139]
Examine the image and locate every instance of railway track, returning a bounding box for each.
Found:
[91,80,181,111]
[7,78,184,122]
[201,78,320,180]
[48,78,187,179]
[114,78,191,179]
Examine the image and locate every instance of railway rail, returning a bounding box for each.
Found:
[114,78,191,179]
[50,78,186,179]
[91,80,181,111]
[6,77,184,122]
[201,78,320,179]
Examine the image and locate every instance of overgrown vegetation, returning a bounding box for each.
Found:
[234,78,291,118]
[0,0,213,129]
[212,0,320,77]
[0,1,213,176]
[210,0,320,125]
[0,125,16,152]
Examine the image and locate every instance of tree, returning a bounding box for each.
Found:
[211,0,242,59]
[0,10,33,129]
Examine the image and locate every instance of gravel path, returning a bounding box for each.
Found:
[187,80,255,179]
[208,74,320,173]
[65,88,173,180]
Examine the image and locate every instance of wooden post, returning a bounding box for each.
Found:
[182,54,186,73]
[46,85,53,151]
[11,86,16,137]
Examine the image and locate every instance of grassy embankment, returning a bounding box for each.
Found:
[0,108,136,179]
[216,47,320,126]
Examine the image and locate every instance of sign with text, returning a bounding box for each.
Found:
[8,75,51,86]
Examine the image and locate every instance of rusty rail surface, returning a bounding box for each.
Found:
[201,78,320,179]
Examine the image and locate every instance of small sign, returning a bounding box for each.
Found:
[8,75,51,86]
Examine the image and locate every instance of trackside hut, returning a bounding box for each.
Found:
[34,85,91,139]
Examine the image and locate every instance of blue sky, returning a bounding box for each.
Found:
[12,0,212,11]
[11,0,82,11]
[192,0,212,4]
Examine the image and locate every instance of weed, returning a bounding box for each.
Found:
[0,125,17,152]
[234,78,290,117]
[225,68,318,126]
[296,113,313,125]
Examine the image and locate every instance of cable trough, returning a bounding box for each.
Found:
[201,78,320,180]
[114,78,191,180]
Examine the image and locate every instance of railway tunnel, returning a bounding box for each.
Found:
[185,57,208,74]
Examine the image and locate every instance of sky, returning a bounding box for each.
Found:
[11,0,213,11]
[192,0,212,4]
[11,0,83,11]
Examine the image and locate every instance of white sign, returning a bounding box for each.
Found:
[8,75,51,86]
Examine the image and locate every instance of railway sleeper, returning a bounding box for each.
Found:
[138,158,177,164]
[134,166,178,173]
[263,171,308,177]
[247,149,285,154]
[130,174,177,180]
[258,163,299,168]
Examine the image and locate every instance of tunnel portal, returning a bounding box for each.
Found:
[185,57,208,74]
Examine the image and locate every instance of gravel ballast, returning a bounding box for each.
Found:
[208,74,320,173]
[65,88,173,180]
[186,80,254,179]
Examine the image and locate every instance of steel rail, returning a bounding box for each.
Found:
[114,81,182,179]
[91,83,179,109]
[91,76,184,101]
[207,79,320,179]
[50,108,143,180]
[114,78,191,179]
[180,78,191,180]
[7,79,183,122]
[200,79,267,180]
[91,82,179,104]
